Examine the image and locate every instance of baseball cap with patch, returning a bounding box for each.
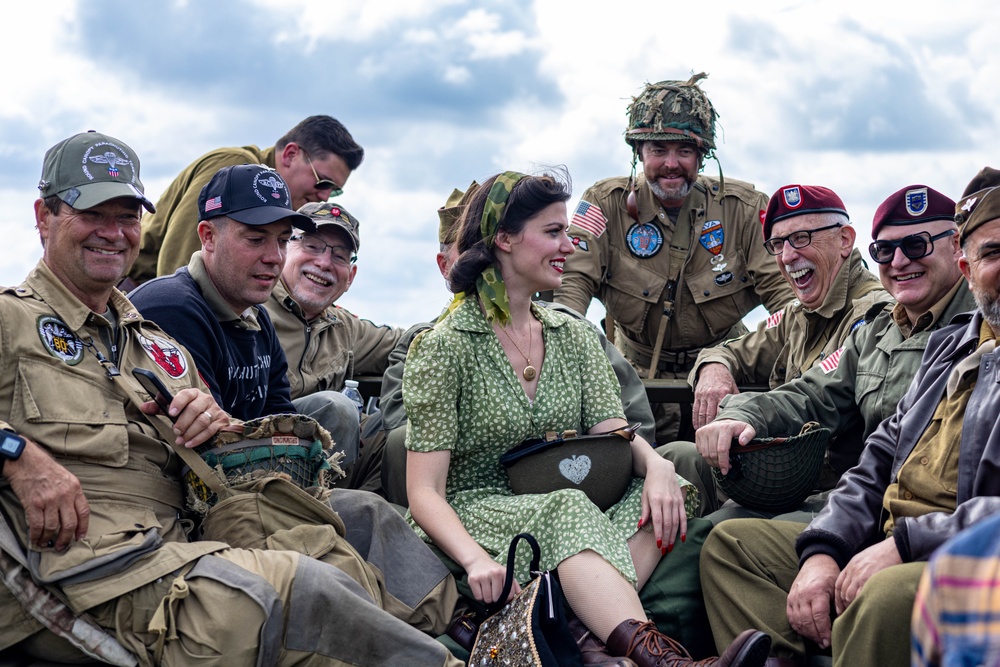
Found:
[956,187,1000,243]
[870,185,955,239]
[762,185,848,240]
[297,202,360,251]
[198,164,314,231]
[38,131,155,212]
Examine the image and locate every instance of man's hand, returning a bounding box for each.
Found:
[4,440,89,551]
[693,363,739,429]
[835,538,901,614]
[695,419,756,476]
[787,554,839,649]
[140,388,231,448]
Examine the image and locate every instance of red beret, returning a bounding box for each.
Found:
[762,185,848,240]
[870,185,955,240]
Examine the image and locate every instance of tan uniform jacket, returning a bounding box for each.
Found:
[690,249,891,389]
[265,279,405,399]
[129,144,275,283]
[553,174,794,366]
[0,262,224,649]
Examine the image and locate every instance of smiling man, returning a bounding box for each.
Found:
[264,202,404,485]
[126,115,364,286]
[553,74,793,447]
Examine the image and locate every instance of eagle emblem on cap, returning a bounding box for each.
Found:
[905,188,928,216]
[782,187,802,208]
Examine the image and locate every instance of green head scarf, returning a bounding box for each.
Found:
[450,171,527,324]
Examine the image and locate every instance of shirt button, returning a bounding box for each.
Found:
[920,456,929,465]
[642,290,649,296]
[741,276,748,283]
[903,491,913,500]
[703,290,710,297]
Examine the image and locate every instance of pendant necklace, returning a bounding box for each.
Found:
[499,322,537,381]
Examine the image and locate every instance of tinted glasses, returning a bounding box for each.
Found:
[763,222,842,256]
[302,149,344,198]
[868,229,956,264]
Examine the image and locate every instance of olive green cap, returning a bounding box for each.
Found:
[37,131,155,212]
[297,201,360,251]
[962,166,1000,198]
[957,187,1000,243]
[438,181,480,244]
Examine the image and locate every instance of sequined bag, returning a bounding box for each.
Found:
[468,533,583,667]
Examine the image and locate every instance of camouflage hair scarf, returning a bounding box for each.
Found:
[450,171,527,324]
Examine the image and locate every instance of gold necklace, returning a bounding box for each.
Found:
[498,323,537,381]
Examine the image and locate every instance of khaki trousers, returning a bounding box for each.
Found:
[700,519,922,667]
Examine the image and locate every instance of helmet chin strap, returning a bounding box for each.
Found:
[625,148,725,224]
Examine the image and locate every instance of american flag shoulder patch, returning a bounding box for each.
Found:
[820,347,844,373]
[571,200,607,238]
[765,309,785,329]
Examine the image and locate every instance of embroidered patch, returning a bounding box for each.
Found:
[849,317,866,333]
[253,170,290,206]
[37,316,84,365]
[699,219,724,256]
[783,187,802,209]
[571,200,607,238]
[765,309,785,329]
[272,435,299,445]
[571,236,589,252]
[82,140,136,183]
[714,271,734,285]
[820,347,844,373]
[136,332,189,379]
[626,222,663,257]
[905,188,928,216]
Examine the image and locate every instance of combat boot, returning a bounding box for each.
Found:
[606,620,771,667]
[567,615,638,667]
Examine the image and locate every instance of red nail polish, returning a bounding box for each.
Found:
[656,539,662,548]
[637,519,643,529]
[661,546,667,556]
[667,543,674,553]
[681,534,686,543]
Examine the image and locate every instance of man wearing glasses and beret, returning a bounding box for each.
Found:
[126,115,364,286]
[264,202,404,489]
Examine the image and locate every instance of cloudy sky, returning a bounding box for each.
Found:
[2,0,998,329]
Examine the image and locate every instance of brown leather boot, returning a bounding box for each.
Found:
[606,619,771,667]
[566,616,638,667]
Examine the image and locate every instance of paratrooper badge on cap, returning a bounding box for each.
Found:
[37,316,84,365]
[905,188,928,216]
[782,187,802,209]
[626,222,663,257]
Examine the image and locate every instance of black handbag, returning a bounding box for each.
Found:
[467,533,583,667]
[500,425,637,511]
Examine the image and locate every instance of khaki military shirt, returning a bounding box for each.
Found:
[265,279,405,399]
[0,261,224,645]
[129,144,275,283]
[553,174,793,366]
[690,249,890,389]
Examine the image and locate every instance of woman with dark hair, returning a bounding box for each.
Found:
[404,170,770,667]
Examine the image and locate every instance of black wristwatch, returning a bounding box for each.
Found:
[0,430,26,475]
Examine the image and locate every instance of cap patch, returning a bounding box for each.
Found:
[82,141,135,183]
[782,187,802,209]
[136,332,189,379]
[37,316,84,365]
[204,195,222,212]
[905,188,928,216]
[961,196,978,213]
[254,172,290,205]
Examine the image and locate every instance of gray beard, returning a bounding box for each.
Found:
[648,179,691,203]
[972,287,1000,331]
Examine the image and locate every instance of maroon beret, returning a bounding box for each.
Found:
[762,185,848,240]
[870,185,955,239]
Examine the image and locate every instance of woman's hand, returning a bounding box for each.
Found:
[466,553,522,605]
[639,456,687,554]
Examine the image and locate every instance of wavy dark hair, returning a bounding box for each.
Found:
[449,168,572,295]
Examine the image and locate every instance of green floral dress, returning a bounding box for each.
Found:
[404,298,696,583]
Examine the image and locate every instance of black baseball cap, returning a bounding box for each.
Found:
[198,164,315,230]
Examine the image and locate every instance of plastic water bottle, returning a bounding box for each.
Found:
[341,380,364,417]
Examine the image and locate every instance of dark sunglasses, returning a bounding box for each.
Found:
[302,149,344,198]
[868,229,956,264]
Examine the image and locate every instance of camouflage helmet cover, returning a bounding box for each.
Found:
[625,72,718,155]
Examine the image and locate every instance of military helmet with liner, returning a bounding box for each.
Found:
[625,72,718,157]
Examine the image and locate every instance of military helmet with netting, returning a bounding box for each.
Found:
[625,72,718,157]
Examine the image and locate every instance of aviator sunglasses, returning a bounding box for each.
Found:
[301,148,344,197]
[868,229,956,264]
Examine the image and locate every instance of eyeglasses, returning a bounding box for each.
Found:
[291,234,356,267]
[763,222,842,256]
[868,229,956,264]
[301,149,344,198]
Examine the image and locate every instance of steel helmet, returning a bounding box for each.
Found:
[625,73,718,157]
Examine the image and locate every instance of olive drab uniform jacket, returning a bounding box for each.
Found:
[690,248,890,390]
[553,174,793,372]
[0,261,225,650]
[128,144,276,284]
[265,279,405,399]
[716,279,977,478]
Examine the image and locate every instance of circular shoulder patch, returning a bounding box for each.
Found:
[37,316,84,365]
[626,222,663,258]
[135,332,189,379]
